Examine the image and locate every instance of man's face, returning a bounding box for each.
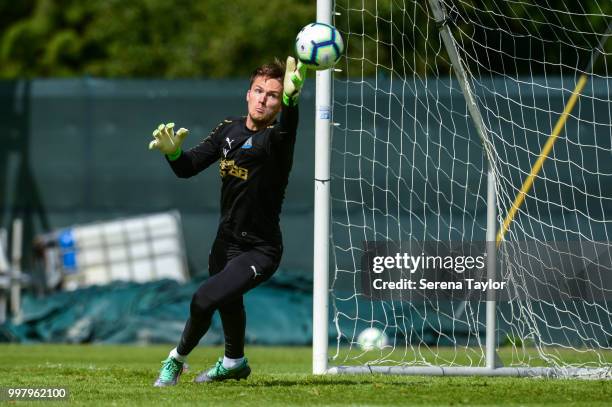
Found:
[246,75,283,127]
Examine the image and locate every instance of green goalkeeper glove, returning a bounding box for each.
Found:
[283,56,307,106]
[148,122,189,161]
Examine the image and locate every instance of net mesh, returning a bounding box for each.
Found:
[329,0,612,375]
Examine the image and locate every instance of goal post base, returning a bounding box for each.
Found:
[326,366,612,379]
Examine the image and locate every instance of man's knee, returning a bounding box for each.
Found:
[219,299,244,315]
[190,290,216,319]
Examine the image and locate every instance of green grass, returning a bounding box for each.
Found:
[1,345,611,406]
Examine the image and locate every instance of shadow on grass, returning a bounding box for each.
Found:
[179,376,440,388]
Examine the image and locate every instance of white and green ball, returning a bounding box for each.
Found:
[357,327,389,351]
[295,22,344,70]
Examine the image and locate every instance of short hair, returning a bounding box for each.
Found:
[249,58,285,89]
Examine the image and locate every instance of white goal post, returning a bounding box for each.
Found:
[313,0,334,376]
[313,0,612,378]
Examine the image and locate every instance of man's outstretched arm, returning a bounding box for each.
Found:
[282,56,307,108]
[278,56,307,139]
[149,122,188,159]
[148,122,222,178]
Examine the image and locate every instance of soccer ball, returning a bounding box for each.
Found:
[295,22,344,70]
[357,327,389,351]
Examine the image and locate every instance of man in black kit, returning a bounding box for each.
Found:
[149,57,307,386]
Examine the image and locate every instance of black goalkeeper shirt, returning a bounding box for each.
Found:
[167,104,299,245]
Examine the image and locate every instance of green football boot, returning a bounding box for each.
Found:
[194,358,251,383]
[154,356,187,387]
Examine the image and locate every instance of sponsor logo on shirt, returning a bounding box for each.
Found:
[220,159,248,180]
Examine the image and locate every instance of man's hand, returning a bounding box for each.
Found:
[283,56,307,106]
[148,122,189,160]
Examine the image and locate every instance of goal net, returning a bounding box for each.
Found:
[325,0,612,377]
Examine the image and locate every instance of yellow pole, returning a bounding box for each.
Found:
[496,74,589,246]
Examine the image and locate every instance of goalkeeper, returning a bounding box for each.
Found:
[149,57,306,386]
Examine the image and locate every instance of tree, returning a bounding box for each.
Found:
[0,0,315,78]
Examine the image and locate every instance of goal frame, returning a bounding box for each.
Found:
[311,0,610,378]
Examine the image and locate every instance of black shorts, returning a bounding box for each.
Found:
[202,235,283,306]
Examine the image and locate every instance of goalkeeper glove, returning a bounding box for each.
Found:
[283,56,307,106]
[148,122,189,161]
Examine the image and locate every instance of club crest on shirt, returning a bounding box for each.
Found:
[242,136,253,149]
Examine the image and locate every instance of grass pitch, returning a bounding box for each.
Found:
[1,344,611,406]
